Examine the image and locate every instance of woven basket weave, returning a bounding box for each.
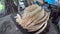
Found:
[16,5,49,34]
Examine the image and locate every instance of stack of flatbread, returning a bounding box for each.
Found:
[16,5,49,34]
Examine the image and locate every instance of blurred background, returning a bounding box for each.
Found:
[0,0,60,34]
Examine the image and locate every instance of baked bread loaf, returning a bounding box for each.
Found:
[16,5,49,34]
